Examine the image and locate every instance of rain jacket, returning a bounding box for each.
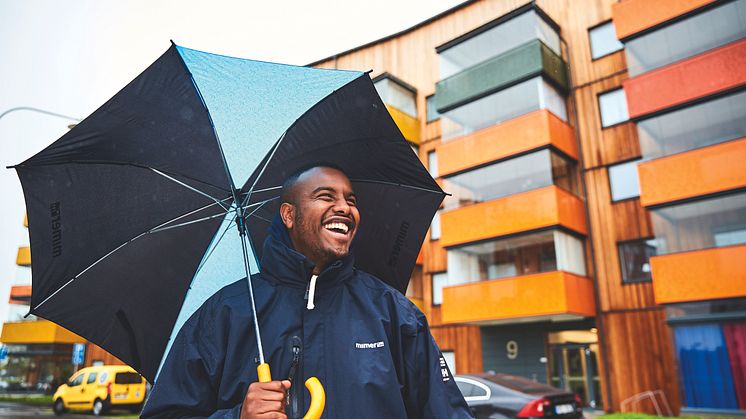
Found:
[142,221,472,419]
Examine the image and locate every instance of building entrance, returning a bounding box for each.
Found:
[548,331,602,409]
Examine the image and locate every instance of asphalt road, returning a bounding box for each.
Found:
[0,402,137,418]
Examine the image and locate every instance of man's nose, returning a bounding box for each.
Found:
[332,198,351,214]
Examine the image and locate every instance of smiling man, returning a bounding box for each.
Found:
[142,165,472,419]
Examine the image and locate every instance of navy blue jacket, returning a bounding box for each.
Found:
[142,228,472,418]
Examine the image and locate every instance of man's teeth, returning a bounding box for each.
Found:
[323,222,349,233]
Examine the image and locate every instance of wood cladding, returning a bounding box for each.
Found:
[430,324,484,374]
[84,343,126,368]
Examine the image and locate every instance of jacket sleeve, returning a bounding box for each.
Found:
[401,310,474,419]
[141,301,243,419]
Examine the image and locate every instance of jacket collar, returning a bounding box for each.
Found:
[260,221,355,290]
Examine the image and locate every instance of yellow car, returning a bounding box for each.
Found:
[52,365,147,416]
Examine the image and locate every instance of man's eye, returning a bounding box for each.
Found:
[319,194,334,201]
[347,199,357,206]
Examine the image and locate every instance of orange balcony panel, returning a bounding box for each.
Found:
[0,320,84,344]
[416,247,424,265]
[624,39,746,119]
[639,137,746,207]
[652,244,746,304]
[441,271,596,324]
[439,186,587,248]
[386,104,420,145]
[437,110,577,177]
[9,285,32,305]
[16,246,31,267]
[612,0,715,41]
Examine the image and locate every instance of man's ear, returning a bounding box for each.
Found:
[279,202,295,229]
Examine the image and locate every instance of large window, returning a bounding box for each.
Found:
[445,230,586,283]
[625,0,746,76]
[651,191,746,255]
[373,75,417,117]
[440,76,567,140]
[598,89,629,128]
[638,90,746,160]
[589,21,623,59]
[608,159,640,202]
[442,149,579,210]
[438,9,560,79]
[431,272,450,305]
[618,238,656,283]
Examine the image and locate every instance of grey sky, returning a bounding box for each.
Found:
[0,0,462,328]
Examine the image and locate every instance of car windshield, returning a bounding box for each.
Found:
[114,372,142,384]
[480,374,558,394]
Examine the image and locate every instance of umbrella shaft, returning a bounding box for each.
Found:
[237,208,265,365]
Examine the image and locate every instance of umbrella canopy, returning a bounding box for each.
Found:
[12,43,444,383]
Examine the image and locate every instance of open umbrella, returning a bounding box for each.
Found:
[11,42,444,403]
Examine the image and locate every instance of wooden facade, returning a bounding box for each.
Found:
[312,0,680,413]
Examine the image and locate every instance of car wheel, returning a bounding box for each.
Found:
[92,398,107,416]
[53,398,66,416]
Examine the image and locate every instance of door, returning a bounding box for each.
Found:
[549,344,602,408]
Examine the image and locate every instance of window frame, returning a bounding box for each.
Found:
[607,157,642,203]
[431,271,449,306]
[426,94,440,123]
[597,87,630,129]
[617,237,657,284]
[588,20,624,61]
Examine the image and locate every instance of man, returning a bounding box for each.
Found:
[142,165,472,418]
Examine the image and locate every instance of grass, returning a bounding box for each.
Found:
[0,394,53,406]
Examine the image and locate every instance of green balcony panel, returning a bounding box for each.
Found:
[435,40,568,113]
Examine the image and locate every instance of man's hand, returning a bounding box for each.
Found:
[240,380,292,419]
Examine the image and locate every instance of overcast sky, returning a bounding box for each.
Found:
[0,0,463,326]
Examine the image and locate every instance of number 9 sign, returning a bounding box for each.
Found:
[506,340,519,360]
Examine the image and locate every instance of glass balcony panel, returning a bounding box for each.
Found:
[439,10,560,79]
[373,77,417,116]
[651,191,746,255]
[625,0,746,76]
[441,77,567,141]
[442,149,579,210]
[445,229,586,284]
[638,90,746,160]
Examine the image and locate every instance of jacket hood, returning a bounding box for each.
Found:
[261,215,355,290]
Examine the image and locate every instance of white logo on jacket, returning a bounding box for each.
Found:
[355,341,385,349]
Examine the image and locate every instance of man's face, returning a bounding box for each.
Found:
[280,167,360,271]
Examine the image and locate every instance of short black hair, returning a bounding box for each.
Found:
[280,163,349,204]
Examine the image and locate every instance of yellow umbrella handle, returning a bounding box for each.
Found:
[255,363,326,419]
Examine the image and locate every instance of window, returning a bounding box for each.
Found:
[589,22,624,59]
[441,77,567,140]
[86,372,98,384]
[651,191,746,255]
[442,351,457,375]
[446,230,586,282]
[373,75,417,117]
[442,149,579,210]
[598,89,629,128]
[608,159,640,201]
[626,0,746,76]
[426,95,440,123]
[115,372,143,384]
[618,238,657,283]
[430,211,441,241]
[69,373,84,387]
[432,272,449,305]
[638,90,746,159]
[428,151,438,178]
[439,9,560,79]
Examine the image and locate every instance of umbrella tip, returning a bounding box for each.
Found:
[170,39,176,46]
[6,165,16,169]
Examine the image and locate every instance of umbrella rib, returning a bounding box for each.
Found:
[31,199,231,312]
[147,211,230,234]
[151,168,230,211]
[241,132,288,209]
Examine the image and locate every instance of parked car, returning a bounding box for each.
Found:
[52,365,146,416]
[455,373,583,419]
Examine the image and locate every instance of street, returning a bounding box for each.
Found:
[0,402,136,418]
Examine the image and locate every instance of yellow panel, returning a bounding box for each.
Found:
[652,244,746,304]
[639,137,746,207]
[16,246,31,267]
[408,297,425,311]
[441,271,596,324]
[0,320,84,344]
[439,186,587,248]
[23,214,28,228]
[386,104,420,145]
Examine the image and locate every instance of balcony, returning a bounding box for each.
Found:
[612,0,716,41]
[435,40,568,114]
[9,285,32,305]
[639,137,746,207]
[373,73,420,145]
[441,271,596,324]
[652,244,746,304]
[16,246,30,267]
[436,110,576,177]
[0,320,84,344]
[440,185,587,248]
[623,38,746,119]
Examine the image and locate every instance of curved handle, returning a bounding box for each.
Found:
[256,364,325,419]
[302,376,325,419]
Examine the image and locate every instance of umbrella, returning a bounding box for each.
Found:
[11,42,444,393]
